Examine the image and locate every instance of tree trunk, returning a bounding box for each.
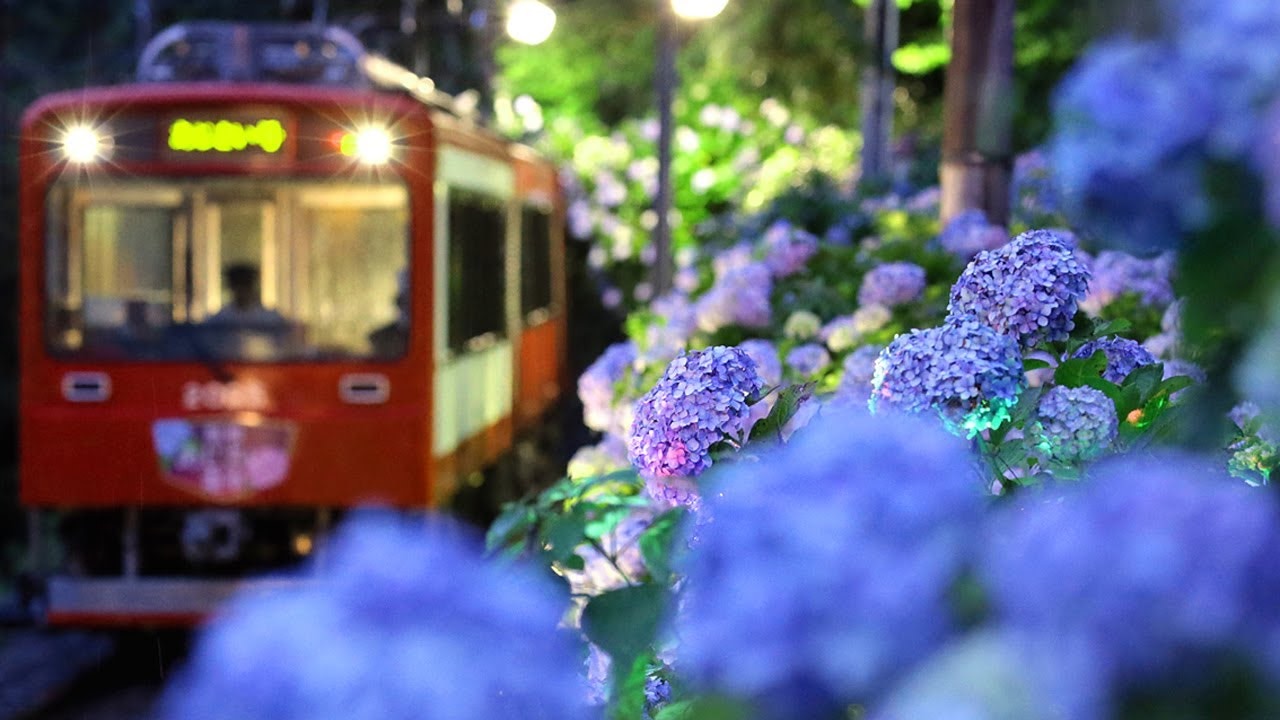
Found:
[859,0,898,183]
[940,0,1014,226]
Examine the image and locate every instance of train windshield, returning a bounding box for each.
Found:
[44,178,410,362]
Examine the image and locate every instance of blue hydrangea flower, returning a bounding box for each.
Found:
[1174,0,1280,154]
[628,346,764,478]
[979,454,1280,708]
[1072,336,1157,384]
[948,229,1090,349]
[1079,250,1175,316]
[161,513,591,720]
[1031,385,1118,464]
[643,674,673,720]
[761,221,819,278]
[674,408,986,718]
[1012,149,1064,220]
[694,262,773,333]
[870,316,1026,437]
[858,262,927,308]
[785,343,831,378]
[1050,40,1215,251]
[579,342,636,436]
[938,209,1008,260]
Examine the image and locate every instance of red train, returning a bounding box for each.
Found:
[17,22,566,625]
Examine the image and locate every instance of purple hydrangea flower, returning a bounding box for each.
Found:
[871,316,1026,436]
[694,262,773,333]
[948,229,1091,349]
[738,339,782,388]
[161,513,591,720]
[628,346,764,478]
[838,345,882,399]
[1079,250,1175,316]
[1050,41,1215,251]
[1072,336,1157,384]
[761,221,819,278]
[712,242,754,279]
[640,293,697,369]
[579,342,636,435]
[858,262,927,307]
[938,209,1009,260]
[645,474,703,511]
[1031,385,1118,463]
[675,408,985,718]
[980,454,1280,708]
[785,343,831,377]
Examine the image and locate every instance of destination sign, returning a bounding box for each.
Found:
[167,118,288,154]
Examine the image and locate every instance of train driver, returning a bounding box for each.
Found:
[368,269,409,358]
[206,262,288,327]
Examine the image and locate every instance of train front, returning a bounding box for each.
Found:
[17,25,441,625]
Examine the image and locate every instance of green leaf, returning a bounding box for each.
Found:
[540,509,588,564]
[1122,363,1165,404]
[1054,351,1108,388]
[1023,358,1051,371]
[1155,374,1196,400]
[891,42,952,75]
[609,653,654,720]
[638,509,684,584]
[654,696,754,720]
[582,584,668,677]
[1090,317,1132,338]
[748,383,814,442]
[485,504,536,554]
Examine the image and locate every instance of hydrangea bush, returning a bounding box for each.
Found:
[169,2,1280,716]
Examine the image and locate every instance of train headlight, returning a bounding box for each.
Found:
[340,127,394,165]
[63,125,107,164]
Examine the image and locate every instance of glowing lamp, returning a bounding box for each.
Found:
[672,0,729,20]
[63,125,106,164]
[341,127,395,164]
[506,0,556,45]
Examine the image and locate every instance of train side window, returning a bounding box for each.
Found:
[447,190,508,353]
[520,204,554,323]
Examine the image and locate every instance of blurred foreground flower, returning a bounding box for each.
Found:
[980,454,1280,717]
[674,409,985,719]
[162,513,591,720]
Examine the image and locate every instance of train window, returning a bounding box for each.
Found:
[447,190,508,353]
[45,178,409,362]
[520,205,554,322]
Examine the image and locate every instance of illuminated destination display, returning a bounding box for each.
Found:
[167,118,288,154]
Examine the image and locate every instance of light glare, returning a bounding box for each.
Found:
[353,127,394,164]
[672,0,729,20]
[506,0,556,45]
[63,126,104,164]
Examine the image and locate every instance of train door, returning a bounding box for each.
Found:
[431,145,515,492]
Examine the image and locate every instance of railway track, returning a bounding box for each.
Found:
[0,626,188,720]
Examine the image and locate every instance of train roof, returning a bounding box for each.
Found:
[136,21,465,118]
